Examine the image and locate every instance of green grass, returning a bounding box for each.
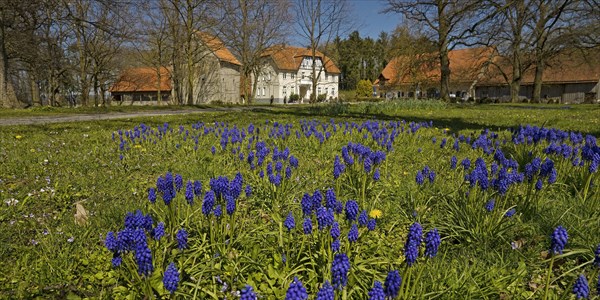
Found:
[0,103,599,299]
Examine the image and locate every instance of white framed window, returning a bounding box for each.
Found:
[283,86,287,95]
[318,87,322,95]
[263,87,266,96]
[331,88,335,95]
[291,85,295,93]
[283,73,287,79]
[301,72,305,79]
[291,73,295,79]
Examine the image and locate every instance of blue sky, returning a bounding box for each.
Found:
[348,0,401,39]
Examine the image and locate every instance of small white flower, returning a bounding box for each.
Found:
[4,198,18,206]
[67,237,75,243]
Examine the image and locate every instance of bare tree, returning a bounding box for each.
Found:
[216,0,291,104]
[384,0,501,101]
[159,0,220,105]
[530,0,576,102]
[295,0,352,103]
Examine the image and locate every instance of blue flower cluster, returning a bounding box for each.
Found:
[404,222,423,266]
[550,225,568,255]
[240,285,257,300]
[335,142,387,179]
[104,210,160,276]
[331,253,350,289]
[163,262,180,294]
[368,281,385,300]
[285,277,308,300]
[416,165,435,185]
[384,270,402,298]
[572,274,589,299]
[315,281,334,300]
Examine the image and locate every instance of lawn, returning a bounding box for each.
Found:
[0,100,598,299]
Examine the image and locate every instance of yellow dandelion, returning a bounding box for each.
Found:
[15,135,23,139]
[30,149,35,153]
[369,209,383,219]
[403,171,408,176]
[133,145,142,149]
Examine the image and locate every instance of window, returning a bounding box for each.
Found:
[268,73,271,81]
[263,87,266,96]
[283,86,287,95]
[291,85,295,93]
[283,73,287,79]
[318,87,322,95]
[325,74,328,81]
[331,88,335,95]
[325,87,328,95]
[291,73,295,79]
[302,72,305,79]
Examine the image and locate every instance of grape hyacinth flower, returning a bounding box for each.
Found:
[174,174,183,191]
[284,212,295,231]
[384,270,402,299]
[193,180,202,196]
[285,277,308,300]
[315,281,334,300]
[415,171,424,185]
[348,224,359,243]
[153,222,165,241]
[303,218,312,235]
[535,178,543,191]
[505,208,516,218]
[404,222,423,266]
[331,253,350,289]
[550,226,568,255]
[133,229,153,276]
[214,205,222,218]
[245,184,252,197]
[358,210,368,227]
[185,180,194,205]
[572,274,589,299]
[240,285,257,300]
[301,193,312,216]
[163,262,180,294]
[148,188,156,204]
[202,190,215,216]
[368,281,385,300]
[367,219,376,231]
[373,168,380,181]
[226,195,236,215]
[105,231,117,252]
[345,200,359,222]
[330,222,340,239]
[485,199,495,212]
[176,228,188,250]
[424,228,441,258]
[331,239,340,252]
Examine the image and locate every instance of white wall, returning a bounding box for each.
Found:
[256,57,339,104]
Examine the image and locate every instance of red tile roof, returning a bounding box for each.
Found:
[262,45,341,74]
[196,32,241,66]
[379,47,495,86]
[480,49,600,85]
[110,67,171,93]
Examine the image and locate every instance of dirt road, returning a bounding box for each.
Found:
[0,107,245,126]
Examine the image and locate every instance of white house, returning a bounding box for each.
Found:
[255,46,340,104]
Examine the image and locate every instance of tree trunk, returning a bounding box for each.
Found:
[532,59,545,103]
[0,18,17,108]
[29,72,40,106]
[438,4,450,102]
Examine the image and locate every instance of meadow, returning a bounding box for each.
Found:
[0,101,599,299]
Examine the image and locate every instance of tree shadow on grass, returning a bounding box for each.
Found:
[247,106,600,137]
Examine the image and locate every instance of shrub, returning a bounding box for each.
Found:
[356,79,373,97]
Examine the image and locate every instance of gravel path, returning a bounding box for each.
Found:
[0,107,246,126]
